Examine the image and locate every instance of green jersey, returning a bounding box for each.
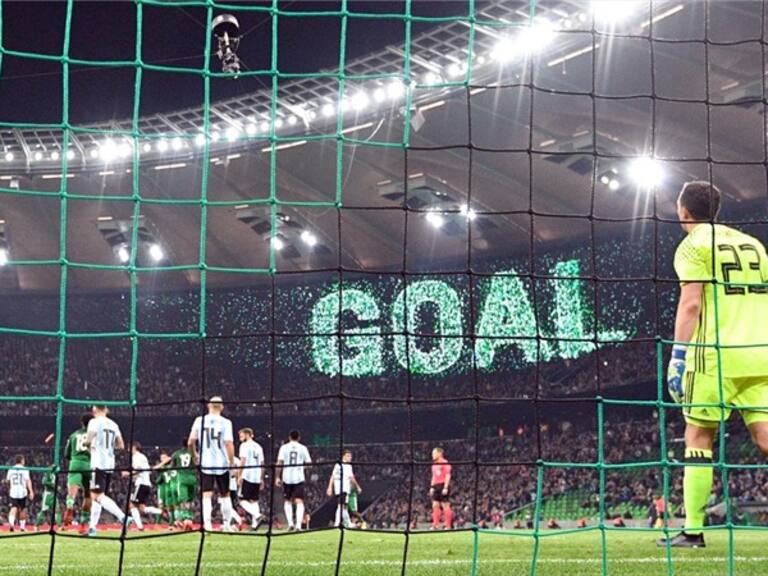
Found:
[171,448,196,484]
[42,470,56,490]
[64,428,90,464]
[674,223,768,376]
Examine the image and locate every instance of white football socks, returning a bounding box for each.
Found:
[98,496,125,523]
[202,496,213,531]
[296,502,305,530]
[283,501,294,528]
[89,501,103,530]
[144,506,162,515]
[130,507,143,530]
[220,497,233,527]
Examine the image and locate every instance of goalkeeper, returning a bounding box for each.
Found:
[660,181,768,548]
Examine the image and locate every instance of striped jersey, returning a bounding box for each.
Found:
[87,416,122,471]
[277,441,311,485]
[6,465,30,499]
[238,439,264,485]
[331,462,354,495]
[189,414,234,473]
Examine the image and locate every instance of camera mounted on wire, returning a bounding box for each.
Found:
[212,14,241,77]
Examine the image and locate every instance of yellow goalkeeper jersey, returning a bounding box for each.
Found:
[674,223,768,377]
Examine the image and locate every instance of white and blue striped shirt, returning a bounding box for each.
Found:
[190,414,233,474]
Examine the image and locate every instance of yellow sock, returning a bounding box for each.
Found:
[683,447,713,535]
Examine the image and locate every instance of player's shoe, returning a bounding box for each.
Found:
[251,516,264,532]
[8,527,13,533]
[87,528,97,537]
[287,525,296,532]
[656,532,705,548]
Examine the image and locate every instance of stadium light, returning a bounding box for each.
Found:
[459,205,477,221]
[226,126,240,142]
[142,143,152,153]
[387,80,405,100]
[67,150,76,160]
[629,157,663,188]
[322,103,336,117]
[195,133,207,147]
[425,211,445,229]
[148,243,164,262]
[423,72,441,85]
[117,245,130,263]
[271,236,285,251]
[3,151,13,162]
[89,148,100,159]
[351,91,369,111]
[373,87,387,103]
[171,137,184,151]
[592,0,639,24]
[51,151,60,161]
[287,115,298,126]
[491,37,519,63]
[157,139,169,153]
[608,179,621,191]
[0,247,8,266]
[33,151,43,161]
[275,118,284,129]
[300,230,318,247]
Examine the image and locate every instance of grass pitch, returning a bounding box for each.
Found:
[0,527,766,576]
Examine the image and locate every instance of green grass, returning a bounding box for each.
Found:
[1,527,767,576]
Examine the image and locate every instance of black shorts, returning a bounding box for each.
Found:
[230,490,239,503]
[131,484,151,505]
[200,472,229,494]
[241,480,261,501]
[91,470,112,494]
[9,497,27,510]
[431,484,450,502]
[283,482,304,501]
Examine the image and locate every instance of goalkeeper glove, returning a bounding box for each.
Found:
[667,345,687,404]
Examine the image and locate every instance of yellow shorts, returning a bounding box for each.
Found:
[683,371,768,428]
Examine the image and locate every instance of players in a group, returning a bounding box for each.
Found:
[276,430,312,531]
[661,181,768,548]
[326,450,362,528]
[5,455,34,532]
[429,447,453,530]
[237,427,264,530]
[171,438,197,530]
[63,413,93,529]
[85,405,128,536]
[188,395,235,532]
[124,442,162,531]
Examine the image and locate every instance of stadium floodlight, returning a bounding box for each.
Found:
[387,79,405,100]
[425,211,445,229]
[51,151,60,161]
[629,157,663,188]
[0,247,8,266]
[260,120,270,132]
[171,137,184,151]
[148,243,164,262]
[142,143,152,153]
[33,151,43,161]
[274,118,284,129]
[117,245,130,263]
[3,151,13,162]
[608,179,621,191]
[287,115,298,126]
[351,91,369,111]
[226,126,240,142]
[592,0,639,24]
[322,103,336,118]
[157,139,169,153]
[211,131,221,142]
[491,37,519,63]
[245,123,258,136]
[67,150,75,160]
[194,133,207,147]
[271,236,285,251]
[300,230,318,247]
[423,72,441,85]
[90,148,100,159]
[212,14,241,76]
[100,139,119,163]
[459,204,477,221]
[373,87,386,103]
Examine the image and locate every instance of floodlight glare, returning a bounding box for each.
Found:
[0,248,8,266]
[629,157,663,188]
[322,103,336,117]
[33,151,43,161]
[425,211,445,229]
[195,133,207,147]
[142,143,152,153]
[157,139,169,153]
[387,80,405,100]
[287,115,298,126]
[226,126,240,142]
[67,150,76,160]
[351,91,369,111]
[300,230,318,247]
[212,14,241,76]
[260,121,270,132]
[3,152,13,162]
[275,118,284,129]
[373,88,387,103]
[117,245,130,263]
[608,179,621,191]
[460,205,477,221]
[148,243,164,262]
[51,151,60,161]
[592,0,639,24]
[171,137,184,151]
[271,236,285,251]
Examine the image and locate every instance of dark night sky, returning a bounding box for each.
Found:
[0,1,481,125]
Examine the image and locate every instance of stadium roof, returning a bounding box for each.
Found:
[0,0,766,292]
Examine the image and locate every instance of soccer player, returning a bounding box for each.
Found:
[429,447,452,530]
[124,442,162,531]
[153,451,176,529]
[237,428,265,530]
[85,405,128,536]
[63,413,93,529]
[660,181,768,548]
[171,438,197,530]
[188,395,235,532]
[5,455,34,532]
[228,457,244,528]
[326,450,362,528]
[275,430,311,531]
[35,465,58,529]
